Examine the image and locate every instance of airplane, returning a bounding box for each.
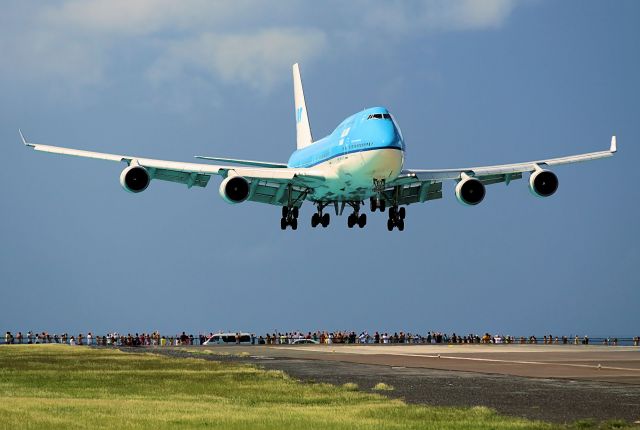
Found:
[21,63,617,231]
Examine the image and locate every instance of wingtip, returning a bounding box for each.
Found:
[18,129,33,147]
[610,135,617,153]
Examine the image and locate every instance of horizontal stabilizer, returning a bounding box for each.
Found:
[194,156,288,168]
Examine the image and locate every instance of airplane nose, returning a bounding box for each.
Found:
[378,122,399,147]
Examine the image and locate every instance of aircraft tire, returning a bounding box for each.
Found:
[370,198,377,212]
[280,218,287,230]
[399,207,406,220]
[380,200,386,212]
[292,207,299,218]
[311,213,319,228]
[282,206,289,218]
[358,213,367,228]
[387,219,394,231]
[389,206,397,219]
[347,214,355,228]
[397,219,405,231]
[321,213,330,227]
[291,218,298,230]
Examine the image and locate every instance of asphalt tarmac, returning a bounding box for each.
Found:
[126,344,640,424]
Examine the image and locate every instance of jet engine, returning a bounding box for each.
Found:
[529,169,558,197]
[120,165,150,193]
[219,175,250,204]
[455,175,485,206]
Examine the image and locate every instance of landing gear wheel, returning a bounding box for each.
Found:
[379,200,386,212]
[311,213,319,228]
[397,219,405,231]
[370,198,377,212]
[347,214,355,228]
[292,207,299,219]
[280,218,287,230]
[321,213,330,227]
[387,219,394,231]
[389,206,397,219]
[291,218,298,230]
[399,207,406,220]
[282,206,289,218]
[358,213,367,228]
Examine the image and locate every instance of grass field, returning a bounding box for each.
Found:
[0,345,632,430]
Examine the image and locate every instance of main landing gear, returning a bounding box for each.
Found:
[311,203,330,228]
[347,202,367,229]
[387,206,405,231]
[280,206,299,230]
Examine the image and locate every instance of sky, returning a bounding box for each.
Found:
[1,0,638,337]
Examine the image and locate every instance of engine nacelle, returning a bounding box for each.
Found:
[219,175,250,204]
[529,169,558,197]
[120,165,150,193]
[455,176,485,206]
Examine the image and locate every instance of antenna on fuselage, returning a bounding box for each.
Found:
[293,63,313,149]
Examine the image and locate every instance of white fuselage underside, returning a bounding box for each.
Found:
[308,148,404,202]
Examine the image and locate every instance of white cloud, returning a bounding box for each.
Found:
[148,29,328,91]
[0,0,520,98]
[41,0,256,35]
[362,0,516,34]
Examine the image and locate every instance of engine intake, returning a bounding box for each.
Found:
[120,165,150,193]
[219,175,250,204]
[529,169,558,197]
[455,176,485,206]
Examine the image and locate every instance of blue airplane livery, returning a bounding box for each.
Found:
[21,63,616,231]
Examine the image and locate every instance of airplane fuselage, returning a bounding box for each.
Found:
[287,107,404,202]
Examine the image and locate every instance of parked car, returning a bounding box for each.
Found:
[203,333,252,345]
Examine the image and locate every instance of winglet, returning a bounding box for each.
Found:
[19,129,34,147]
[610,135,617,153]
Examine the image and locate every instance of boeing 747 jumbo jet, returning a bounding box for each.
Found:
[22,64,617,231]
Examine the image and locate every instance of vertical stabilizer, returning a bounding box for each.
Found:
[293,63,313,149]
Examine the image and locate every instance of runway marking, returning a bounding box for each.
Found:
[406,354,640,372]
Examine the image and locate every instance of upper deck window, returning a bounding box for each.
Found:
[367,113,392,120]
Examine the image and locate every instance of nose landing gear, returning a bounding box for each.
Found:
[387,206,405,231]
[370,197,386,212]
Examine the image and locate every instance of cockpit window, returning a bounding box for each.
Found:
[367,113,392,120]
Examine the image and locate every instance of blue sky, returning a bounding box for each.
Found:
[1,0,638,337]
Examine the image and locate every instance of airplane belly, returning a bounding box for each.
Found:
[309,148,403,201]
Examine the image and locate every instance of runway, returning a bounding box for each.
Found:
[123,343,640,423]
[177,343,640,423]
[264,344,640,384]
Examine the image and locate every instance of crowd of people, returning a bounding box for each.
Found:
[258,331,633,346]
[4,330,640,347]
[1,331,205,347]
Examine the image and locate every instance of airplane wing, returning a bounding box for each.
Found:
[20,130,323,207]
[386,136,616,205]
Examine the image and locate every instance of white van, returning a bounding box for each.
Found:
[203,332,252,345]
